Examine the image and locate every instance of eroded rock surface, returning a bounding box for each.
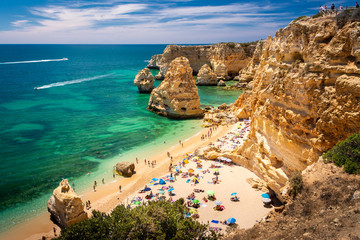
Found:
[134,68,155,93]
[196,64,218,86]
[148,57,203,119]
[231,16,360,196]
[47,179,88,229]
[151,43,250,80]
[116,162,135,177]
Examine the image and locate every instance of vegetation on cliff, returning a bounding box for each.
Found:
[55,199,219,240]
[323,133,360,174]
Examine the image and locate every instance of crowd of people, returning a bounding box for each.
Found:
[319,2,359,15]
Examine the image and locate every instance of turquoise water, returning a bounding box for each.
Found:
[0,44,241,233]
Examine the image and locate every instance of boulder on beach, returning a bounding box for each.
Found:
[116,162,135,177]
[47,179,88,229]
[218,80,226,86]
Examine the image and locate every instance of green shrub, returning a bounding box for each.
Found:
[56,199,219,240]
[336,8,360,29]
[288,172,303,199]
[311,12,323,18]
[323,133,360,174]
[293,16,307,23]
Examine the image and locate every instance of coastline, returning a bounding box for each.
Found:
[2,124,234,240]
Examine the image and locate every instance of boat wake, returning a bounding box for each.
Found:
[0,58,68,65]
[35,74,112,90]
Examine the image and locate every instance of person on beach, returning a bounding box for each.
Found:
[119,185,122,192]
[94,181,97,187]
[102,178,105,184]
[113,172,115,178]
[145,159,147,164]
[136,157,139,164]
[93,184,96,192]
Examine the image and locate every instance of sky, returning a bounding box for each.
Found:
[0,0,355,44]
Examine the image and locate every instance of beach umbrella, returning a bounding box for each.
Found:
[213,168,219,172]
[214,201,222,205]
[226,159,232,162]
[169,177,174,180]
[134,201,141,205]
[158,190,165,194]
[194,156,199,159]
[190,208,198,214]
[207,190,215,195]
[193,199,199,204]
[168,188,174,192]
[152,178,159,181]
[159,179,166,185]
[143,187,151,191]
[194,178,199,184]
[231,192,237,196]
[262,198,271,204]
[227,218,236,224]
[261,193,270,198]
[188,169,194,173]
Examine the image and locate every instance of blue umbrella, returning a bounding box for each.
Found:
[231,192,237,196]
[169,177,175,180]
[143,187,151,191]
[227,218,236,224]
[152,178,159,181]
[168,188,174,192]
[159,179,166,185]
[261,193,270,198]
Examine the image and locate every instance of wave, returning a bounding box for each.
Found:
[35,74,112,90]
[0,58,68,65]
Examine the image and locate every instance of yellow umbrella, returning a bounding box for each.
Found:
[188,168,194,173]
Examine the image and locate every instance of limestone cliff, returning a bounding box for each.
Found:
[48,179,88,228]
[152,43,250,80]
[148,57,203,119]
[134,68,155,93]
[231,16,360,195]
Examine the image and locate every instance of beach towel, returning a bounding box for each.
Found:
[186,179,190,183]
[211,220,219,224]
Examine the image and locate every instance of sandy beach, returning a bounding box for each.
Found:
[1,122,272,240]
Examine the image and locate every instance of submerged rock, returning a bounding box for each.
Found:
[116,162,135,177]
[148,57,203,119]
[218,80,226,86]
[134,68,155,93]
[196,64,218,86]
[47,179,88,229]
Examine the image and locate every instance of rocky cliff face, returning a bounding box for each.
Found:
[134,68,155,93]
[232,16,360,195]
[152,43,250,80]
[148,57,203,119]
[48,180,88,228]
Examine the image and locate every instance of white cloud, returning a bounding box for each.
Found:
[0,1,291,43]
[11,20,30,27]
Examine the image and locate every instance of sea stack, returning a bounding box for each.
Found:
[47,179,88,229]
[148,57,203,119]
[196,64,218,86]
[134,68,155,93]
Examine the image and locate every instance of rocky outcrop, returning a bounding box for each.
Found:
[47,179,88,229]
[151,43,250,80]
[148,57,203,119]
[203,103,237,127]
[147,54,162,69]
[134,68,155,93]
[116,162,135,177]
[231,16,360,196]
[196,64,218,85]
[218,80,226,86]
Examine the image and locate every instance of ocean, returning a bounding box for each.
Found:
[0,44,241,233]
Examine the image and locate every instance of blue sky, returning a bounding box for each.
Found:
[0,0,355,44]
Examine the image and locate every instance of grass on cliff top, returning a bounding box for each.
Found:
[56,198,220,240]
[323,133,360,174]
